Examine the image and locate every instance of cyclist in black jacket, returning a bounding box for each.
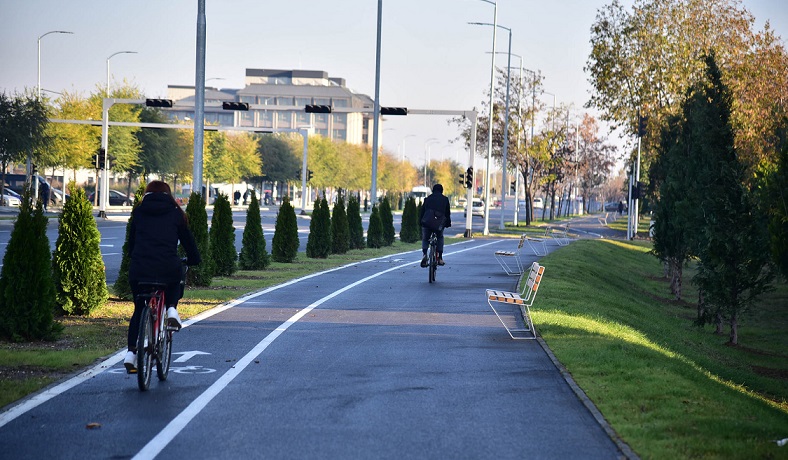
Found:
[124,180,201,372]
[418,183,451,267]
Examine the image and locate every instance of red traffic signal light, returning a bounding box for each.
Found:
[380,107,408,116]
[304,105,332,113]
[223,102,250,111]
[145,99,173,108]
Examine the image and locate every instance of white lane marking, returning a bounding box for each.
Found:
[134,240,500,459]
[172,351,211,363]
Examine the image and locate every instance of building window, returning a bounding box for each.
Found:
[239,111,253,127]
[295,97,311,108]
[332,113,347,128]
[240,95,255,105]
[333,129,347,140]
[276,97,293,106]
[314,113,329,126]
[273,76,290,85]
[257,111,273,128]
[259,96,275,105]
[332,98,349,108]
[316,128,329,137]
[314,97,331,106]
[276,112,292,128]
[296,112,310,125]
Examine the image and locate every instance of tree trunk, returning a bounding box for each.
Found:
[729,311,738,345]
[715,311,724,335]
[697,289,706,323]
[669,258,682,300]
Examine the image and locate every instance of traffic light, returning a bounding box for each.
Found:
[465,167,473,189]
[145,98,173,108]
[458,173,465,186]
[631,181,644,200]
[380,107,408,116]
[304,104,332,113]
[98,148,106,169]
[510,181,516,194]
[91,154,100,169]
[307,170,314,181]
[296,169,302,180]
[637,115,648,137]
[223,101,250,111]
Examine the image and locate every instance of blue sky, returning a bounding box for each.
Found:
[1,0,785,167]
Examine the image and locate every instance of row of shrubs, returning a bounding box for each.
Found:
[0,185,425,342]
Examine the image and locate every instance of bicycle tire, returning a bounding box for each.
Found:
[428,239,437,283]
[136,307,154,391]
[156,321,172,381]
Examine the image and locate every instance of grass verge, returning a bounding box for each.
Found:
[535,239,787,459]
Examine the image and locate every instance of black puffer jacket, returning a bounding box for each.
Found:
[128,192,201,284]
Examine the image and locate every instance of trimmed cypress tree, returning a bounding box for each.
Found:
[367,205,384,248]
[52,183,108,316]
[272,196,300,263]
[0,187,61,341]
[239,191,270,270]
[379,195,395,246]
[113,183,146,300]
[209,193,237,276]
[184,192,213,286]
[331,195,350,254]
[347,193,365,250]
[400,197,420,243]
[306,197,332,258]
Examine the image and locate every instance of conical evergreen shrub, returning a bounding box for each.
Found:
[306,197,332,258]
[52,183,108,316]
[272,196,300,263]
[210,193,237,276]
[380,195,395,246]
[367,205,384,248]
[184,192,213,286]
[239,191,270,270]
[347,194,365,250]
[113,183,146,300]
[0,187,61,341]
[400,197,420,243]
[331,195,350,254]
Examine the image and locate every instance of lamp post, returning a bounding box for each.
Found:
[106,51,137,94]
[37,30,73,100]
[474,23,511,230]
[471,0,497,235]
[399,134,416,163]
[424,138,439,187]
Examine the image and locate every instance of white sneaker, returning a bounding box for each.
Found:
[166,307,182,330]
[124,351,137,374]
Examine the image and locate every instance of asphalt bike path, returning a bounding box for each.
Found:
[0,238,624,459]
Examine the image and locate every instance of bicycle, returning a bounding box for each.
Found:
[427,231,438,283]
[133,264,187,391]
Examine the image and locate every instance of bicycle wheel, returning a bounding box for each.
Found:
[136,307,154,391]
[156,315,172,381]
[428,242,437,283]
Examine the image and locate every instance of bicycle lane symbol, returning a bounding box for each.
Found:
[108,350,216,374]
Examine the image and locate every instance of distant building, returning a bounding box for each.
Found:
[166,69,376,145]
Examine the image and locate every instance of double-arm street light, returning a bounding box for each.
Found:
[471,0,497,235]
[400,134,416,163]
[106,51,137,94]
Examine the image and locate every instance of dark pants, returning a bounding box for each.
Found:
[127,279,183,350]
[422,227,444,254]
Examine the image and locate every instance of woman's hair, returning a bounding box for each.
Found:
[144,180,187,223]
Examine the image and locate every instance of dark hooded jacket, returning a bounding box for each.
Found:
[419,190,452,229]
[128,192,201,284]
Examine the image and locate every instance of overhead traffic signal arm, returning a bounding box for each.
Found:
[380,107,408,116]
[145,99,173,108]
[223,102,250,111]
[305,105,332,113]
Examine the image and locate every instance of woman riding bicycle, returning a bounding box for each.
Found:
[124,180,201,373]
[419,183,451,267]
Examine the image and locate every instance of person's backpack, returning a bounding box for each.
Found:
[421,207,445,231]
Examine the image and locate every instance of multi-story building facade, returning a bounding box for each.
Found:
[166,69,376,145]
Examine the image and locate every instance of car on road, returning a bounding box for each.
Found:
[88,190,132,206]
[464,198,485,217]
[2,192,20,207]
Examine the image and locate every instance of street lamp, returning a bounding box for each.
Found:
[474,23,512,230]
[471,0,497,235]
[106,51,137,94]
[424,138,439,187]
[37,30,73,100]
[399,134,416,163]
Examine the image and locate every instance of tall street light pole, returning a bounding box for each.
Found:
[424,138,439,187]
[471,0,497,235]
[399,134,416,163]
[370,0,383,206]
[193,0,207,199]
[36,30,72,181]
[106,51,137,94]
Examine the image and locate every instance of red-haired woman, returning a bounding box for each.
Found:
[124,180,201,373]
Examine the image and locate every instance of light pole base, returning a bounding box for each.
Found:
[98,210,107,219]
[464,229,473,238]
